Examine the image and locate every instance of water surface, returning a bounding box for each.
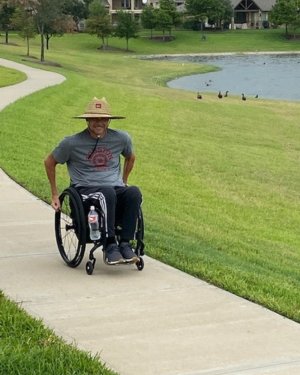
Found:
[163,54,300,101]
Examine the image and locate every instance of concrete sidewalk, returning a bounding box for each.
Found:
[1,58,300,375]
[0,57,65,110]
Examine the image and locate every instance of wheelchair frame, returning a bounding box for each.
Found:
[55,186,145,275]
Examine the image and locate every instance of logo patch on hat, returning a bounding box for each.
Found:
[95,103,102,108]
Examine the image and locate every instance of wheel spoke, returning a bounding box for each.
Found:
[55,188,86,267]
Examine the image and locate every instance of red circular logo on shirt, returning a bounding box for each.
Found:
[88,147,112,170]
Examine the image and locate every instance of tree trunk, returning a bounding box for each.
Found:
[26,36,30,56]
[5,30,8,44]
[40,33,45,62]
[46,34,50,50]
[101,36,106,49]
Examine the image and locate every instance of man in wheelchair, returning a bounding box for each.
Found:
[44,97,142,265]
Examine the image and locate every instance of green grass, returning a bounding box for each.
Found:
[0,65,27,87]
[136,28,300,53]
[46,28,300,54]
[0,292,117,375]
[0,28,300,372]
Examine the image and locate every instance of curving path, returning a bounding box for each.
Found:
[1,58,300,375]
[0,57,65,111]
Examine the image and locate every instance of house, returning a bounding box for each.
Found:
[231,0,276,29]
[106,0,184,22]
[105,0,276,28]
[106,0,150,22]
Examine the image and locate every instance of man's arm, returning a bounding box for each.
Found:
[122,153,136,186]
[44,153,60,211]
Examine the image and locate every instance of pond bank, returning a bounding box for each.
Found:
[140,52,300,101]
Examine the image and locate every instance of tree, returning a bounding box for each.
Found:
[185,0,209,33]
[44,14,72,50]
[0,0,15,44]
[207,0,232,29]
[9,0,68,60]
[270,0,300,36]
[20,0,66,62]
[63,0,88,32]
[159,0,181,34]
[114,10,139,51]
[185,0,232,31]
[86,0,112,49]
[11,5,36,56]
[155,8,173,39]
[141,5,157,38]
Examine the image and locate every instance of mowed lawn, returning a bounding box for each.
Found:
[0,65,27,87]
[0,28,300,328]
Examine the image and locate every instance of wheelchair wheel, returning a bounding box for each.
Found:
[55,187,86,268]
[136,257,144,271]
[134,208,145,256]
[86,260,94,275]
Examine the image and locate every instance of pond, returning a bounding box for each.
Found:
[153,53,300,101]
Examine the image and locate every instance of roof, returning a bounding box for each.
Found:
[231,0,276,11]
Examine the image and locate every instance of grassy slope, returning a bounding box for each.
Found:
[0,65,27,86]
[0,29,300,326]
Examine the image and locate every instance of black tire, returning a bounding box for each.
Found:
[136,257,144,271]
[55,187,86,267]
[134,208,145,256]
[137,208,144,240]
[86,261,94,275]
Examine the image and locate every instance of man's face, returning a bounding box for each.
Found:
[87,117,110,138]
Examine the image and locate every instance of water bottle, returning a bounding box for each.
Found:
[88,206,100,241]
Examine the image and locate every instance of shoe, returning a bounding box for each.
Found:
[119,242,139,263]
[105,243,125,265]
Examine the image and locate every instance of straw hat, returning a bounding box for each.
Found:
[74,97,125,119]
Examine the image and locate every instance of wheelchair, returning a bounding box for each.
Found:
[54,186,145,275]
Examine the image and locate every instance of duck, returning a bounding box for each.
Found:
[197,92,202,99]
[224,90,229,97]
[242,93,246,101]
[218,91,223,99]
[255,94,258,98]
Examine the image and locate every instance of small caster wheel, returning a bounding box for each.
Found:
[86,261,94,275]
[136,257,144,271]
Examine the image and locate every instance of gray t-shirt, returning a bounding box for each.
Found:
[52,128,133,187]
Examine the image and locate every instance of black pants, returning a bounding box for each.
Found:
[78,185,142,240]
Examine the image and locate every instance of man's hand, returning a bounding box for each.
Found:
[123,153,135,185]
[44,154,60,211]
[51,195,61,211]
